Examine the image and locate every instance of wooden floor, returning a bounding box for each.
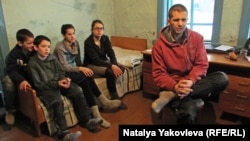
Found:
[0,90,154,141]
[0,90,248,141]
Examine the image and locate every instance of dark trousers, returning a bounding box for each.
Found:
[37,82,92,135]
[189,71,229,101]
[37,89,68,136]
[65,72,101,107]
[61,82,92,125]
[2,75,17,112]
[87,64,125,98]
[171,71,229,124]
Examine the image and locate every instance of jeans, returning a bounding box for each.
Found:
[170,71,229,124]
[65,72,101,107]
[190,71,229,101]
[60,82,92,125]
[88,64,125,97]
[37,88,68,134]
[2,75,17,112]
[37,82,93,134]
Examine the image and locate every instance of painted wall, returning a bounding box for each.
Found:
[113,0,157,48]
[1,0,244,50]
[220,0,243,46]
[112,0,244,47]
[1,0,114,52]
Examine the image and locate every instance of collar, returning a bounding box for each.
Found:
[21,48,30,55]
[164,26,188,44]
[63,40,78,54]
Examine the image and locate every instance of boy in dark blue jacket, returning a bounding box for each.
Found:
[3,28,35,125]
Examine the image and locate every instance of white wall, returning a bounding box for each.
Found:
[113,0,157,48]
[2,0,114,52]
[1,0,244,50]
[220,0,243,46]
[112,0,244,47]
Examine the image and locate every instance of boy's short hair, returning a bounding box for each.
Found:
[16,28,34,42]
[33,35,51,46]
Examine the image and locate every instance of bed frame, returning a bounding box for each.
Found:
[111,36,147,51]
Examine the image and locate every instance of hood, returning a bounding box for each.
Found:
[158,26,189,48]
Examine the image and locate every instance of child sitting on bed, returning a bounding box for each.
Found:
[83,19,128,110]
[54,24,122,129]
[27,35,105,141]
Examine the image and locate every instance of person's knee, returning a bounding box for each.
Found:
[51,99,64,108]
[73,90,85,102]
[105,68,115,79]
[105,68,113,75]
[3,75,15,92]
[76,87,83,96]
[70,84,83,97]
[215,71,229,87]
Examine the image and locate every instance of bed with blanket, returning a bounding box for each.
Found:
[94,36,147,98]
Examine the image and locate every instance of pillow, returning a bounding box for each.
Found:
[113,46,143,67]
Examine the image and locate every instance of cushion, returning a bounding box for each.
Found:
[112,46,143,67]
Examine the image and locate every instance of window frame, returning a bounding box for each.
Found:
[237,0,250,48]
[158,0,250,48]
[157,0,223,44]
[0,0,9,77]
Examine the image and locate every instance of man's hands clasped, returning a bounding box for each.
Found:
[174,79,193,99]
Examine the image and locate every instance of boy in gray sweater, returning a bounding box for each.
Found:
[27,35,102,141]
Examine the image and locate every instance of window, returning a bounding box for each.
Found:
[158,0,250,47]
[162,0,215,41]
[157,0,223,44]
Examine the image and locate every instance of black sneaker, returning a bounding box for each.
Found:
[176,98,204,124]
[86,117,103,131]
[62,131,81,141]
[195,99,205,110]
